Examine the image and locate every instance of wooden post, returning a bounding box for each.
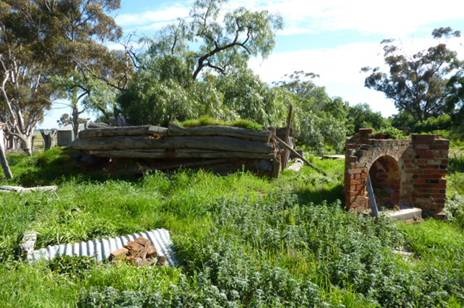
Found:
[274,135,329,177]
[0,123,13,179]
[281,104,293,169]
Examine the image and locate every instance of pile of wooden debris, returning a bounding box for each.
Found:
[72,124,294,177]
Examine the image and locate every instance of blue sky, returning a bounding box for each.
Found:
[40,0,464,128]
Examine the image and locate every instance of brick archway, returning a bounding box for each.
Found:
[345,128,449,216]
[369,155,400,210]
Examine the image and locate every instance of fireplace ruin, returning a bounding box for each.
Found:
[345,128,449,217]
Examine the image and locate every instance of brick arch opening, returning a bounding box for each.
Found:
[345,128,449,216]
[369,155,400,210]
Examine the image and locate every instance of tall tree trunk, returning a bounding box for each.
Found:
[71,87,82,140]
[72,104,80,140]
[0,127,13,179]
[17,133,33,156]
[40,130,57,150]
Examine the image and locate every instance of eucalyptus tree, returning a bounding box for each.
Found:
[0,0,130,153]
[48,0,131,136]
[362,27,464,122]
[347,103,387,133]
[0,0,55,154]
[0,122,13,179]
[146,0,283,80]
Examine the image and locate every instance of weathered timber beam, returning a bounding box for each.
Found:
[79,126,168,139]
[89,149,276,159]
[72,136,274,154]
[167,124,272,142]
[0,185,58,193]
[273,136,329,177]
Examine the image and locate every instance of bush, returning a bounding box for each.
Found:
[415,114,453,132]
[371,126,407,139]
[48,256,96,279]
[446,195,464,228]
[181,116,264,131]
[79,239,325,307]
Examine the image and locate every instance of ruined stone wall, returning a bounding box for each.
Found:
[345,128,448,217]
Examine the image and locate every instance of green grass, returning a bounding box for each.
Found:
[0,148,463,307]
[180,115,264,131]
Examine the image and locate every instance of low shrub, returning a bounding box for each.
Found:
[180,116,264,131]
[446,194,464,228]
[48,256,96,279]
[79,238,325,307]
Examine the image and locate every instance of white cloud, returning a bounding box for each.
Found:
[222,0,464,36]
[115,1,464,37]
[249,37,464,117]
[249,41,397,115]
[115,4,189,28]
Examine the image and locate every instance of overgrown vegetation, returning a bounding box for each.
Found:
[1,0,464,306]
[180,116,264,131]
[0,148,463,307]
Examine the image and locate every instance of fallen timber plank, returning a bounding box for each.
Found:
[167,124,272,142]
[322,154,345,160]
[89,149,276,159]
[273,136,329,177]
[72,136,274,154]
[79,125,168,139]
[0,185,58,193]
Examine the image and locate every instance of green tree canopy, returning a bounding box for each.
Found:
[144,0,282,80]
[363,27,464,122]
[347,103,387,133]
[274,71,349,153]
[0,0,129,153]
[118,0,283,126]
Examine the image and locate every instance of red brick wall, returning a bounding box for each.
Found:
[411,135,449,216]
[345,129,448,217]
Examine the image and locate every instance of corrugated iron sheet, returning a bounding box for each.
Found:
[28,228,177,266]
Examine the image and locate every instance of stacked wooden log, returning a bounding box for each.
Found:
[72,124,282,177]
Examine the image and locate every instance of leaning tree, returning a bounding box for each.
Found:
[119,0,283,126]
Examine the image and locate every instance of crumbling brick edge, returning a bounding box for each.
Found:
[345,128,449,217]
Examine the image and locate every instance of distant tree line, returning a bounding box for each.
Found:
[1,0,463,165]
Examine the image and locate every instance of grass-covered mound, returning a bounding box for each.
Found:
[0,148,463,307]
[180,116,264,131]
